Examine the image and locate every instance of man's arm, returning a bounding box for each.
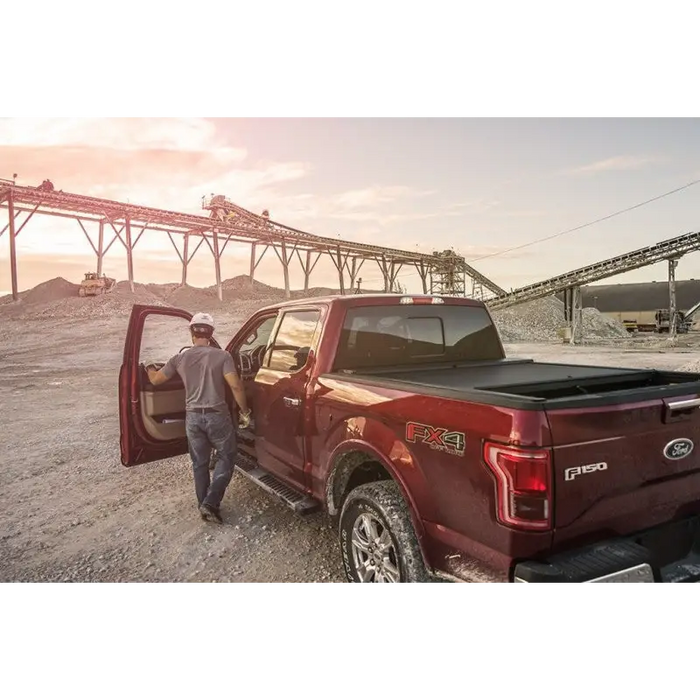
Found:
[147,356,178,386]
[223,354,251,426]
[224,371,249,415]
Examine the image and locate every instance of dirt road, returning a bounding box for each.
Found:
[1,316,698,582]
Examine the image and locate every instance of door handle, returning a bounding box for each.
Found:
[667,398,700,411]
[663,397,700,423]
[283,397,301,408]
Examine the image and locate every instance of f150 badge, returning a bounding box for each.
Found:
[406,422,466,457]
[565,462,608,482]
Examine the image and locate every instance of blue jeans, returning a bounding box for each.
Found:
[185,411,237,510]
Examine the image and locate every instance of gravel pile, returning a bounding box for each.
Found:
[2,279,629,344]
[679,358,700,372]
[0,281,170,320]
[581,307,629,340]
[0,275,293,322]
[164,284,224,311]
[491,297,628,343]
[0,276,80,307]
[221,275,284,300]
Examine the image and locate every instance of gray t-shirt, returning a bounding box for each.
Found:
[161,345,236,413]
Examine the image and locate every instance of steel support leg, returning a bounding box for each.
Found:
[417,262,428,294]
[378,256,391,292]
[250,243,256,285]
[8,194,18,301]
[298,250,322,293]
[213,229,223,301]
[281,241,290,299]
[347,258,358,292]
[303,250,311,293]
[96,221,105,277]
[571,286,582,344]
[181,234,190,286]
[336,247,345,295]
[125,217,135,292]
[669,258,678,340]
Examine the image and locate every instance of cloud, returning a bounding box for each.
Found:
[0,118,309,214]
[1,119,438,235]
[268,185,436,228]
[447,198,501,212]
[0,117,245,156]
[332,185,432,210]
[569,155,656,174]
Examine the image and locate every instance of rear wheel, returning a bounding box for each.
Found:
[339,481,429,583]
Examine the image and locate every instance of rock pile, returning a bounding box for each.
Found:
[165,284,224,311]
[491,297,628,343]
[221,276,284,301]
[0,276,80,307]
[1,278,629,343]
[581,307,630,340]
[4,283,170,321]
[679,358,700,373]
[0,276,289,322]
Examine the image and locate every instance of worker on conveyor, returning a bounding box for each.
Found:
[37,179,55,192]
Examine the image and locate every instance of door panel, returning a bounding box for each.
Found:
[120,304,196,467]
[254,368,309,488]
[137,361,187,440]
[254,308,322,490]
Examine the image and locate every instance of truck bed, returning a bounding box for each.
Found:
[336,358,700,409]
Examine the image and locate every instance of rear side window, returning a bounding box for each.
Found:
[333,304,503,370]
[267,310,321,373]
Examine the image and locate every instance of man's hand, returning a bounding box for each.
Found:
[146,365,169,386]
[238,408,252,430]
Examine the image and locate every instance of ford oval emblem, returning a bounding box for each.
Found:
[663,438,694,461]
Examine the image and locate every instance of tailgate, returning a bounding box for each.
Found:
[547,393,700,545]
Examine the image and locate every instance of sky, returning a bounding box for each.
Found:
[2,117,700,297]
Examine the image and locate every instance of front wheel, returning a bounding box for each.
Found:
[339,481,429,583]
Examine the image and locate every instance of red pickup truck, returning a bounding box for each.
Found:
[120,294,700,582]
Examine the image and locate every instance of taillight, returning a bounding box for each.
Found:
[483,442,552,531]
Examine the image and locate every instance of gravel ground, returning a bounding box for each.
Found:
[0,315,344,583]
[2,281,700,583]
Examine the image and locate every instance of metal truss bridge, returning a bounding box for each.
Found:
[0,184,506,302]
[487,230,700,341]
[488,231,700,310]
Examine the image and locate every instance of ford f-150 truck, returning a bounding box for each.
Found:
[119,294,700,582]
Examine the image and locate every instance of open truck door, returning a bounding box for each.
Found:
[119,304,200,467]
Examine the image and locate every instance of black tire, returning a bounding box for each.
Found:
[339,481,429,583]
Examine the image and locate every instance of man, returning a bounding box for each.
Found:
[146,312,251,524]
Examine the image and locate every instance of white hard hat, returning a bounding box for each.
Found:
[190,312,215,330]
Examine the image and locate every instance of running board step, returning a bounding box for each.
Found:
[234,453,320,515]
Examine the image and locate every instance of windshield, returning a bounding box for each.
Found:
[333,304,504,371]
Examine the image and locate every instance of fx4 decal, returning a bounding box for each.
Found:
[406,421,466,457]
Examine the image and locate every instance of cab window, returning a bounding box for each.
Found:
[267,310,321,373]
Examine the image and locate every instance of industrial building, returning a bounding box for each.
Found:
[579,279,700,328]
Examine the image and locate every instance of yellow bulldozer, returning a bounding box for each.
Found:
[79,272,116,297]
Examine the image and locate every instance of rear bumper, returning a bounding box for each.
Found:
[513,514,700,583]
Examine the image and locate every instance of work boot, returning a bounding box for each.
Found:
[199,503,223,524]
